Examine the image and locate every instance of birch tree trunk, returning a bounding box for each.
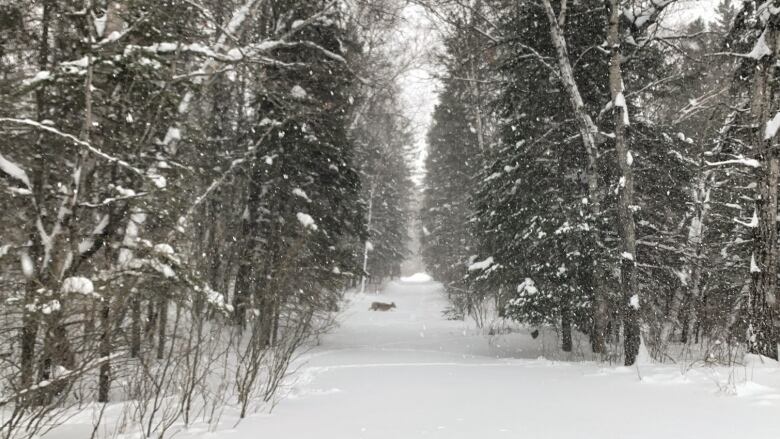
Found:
[20,0,53,395]
[469,63,486,152]
[361,185,375,294]
[468,0,486,152]
[541,0,609,354]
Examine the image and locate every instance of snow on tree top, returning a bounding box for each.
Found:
[758,2,780,22]
[178,93,192,114]
[154,244,175,255]
[517,278,538,295]
[751,254,761,273]
[20,253,34,278]
[23,70,51,86]
[735,209,759,228]
[676,132,693,144]
[41,300,61,315]
[468,256,494,271]
[765,112,780,140]
[201,284,232,312]
[291,85,308,99]
[293,188,312,202]
[297,212,318,230]
[62,276,95,295]
[614,92,630,126]
[163,127,181,145]
[485,172,502,182]
[94,12,107,37]
[259,118,282,127]
[747,29,773,60]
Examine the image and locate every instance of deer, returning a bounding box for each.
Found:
[369,301,396,311]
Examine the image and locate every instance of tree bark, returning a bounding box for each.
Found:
[360,185,374,294]
[561,295,573,352]
[20,0,53,397]
[233,159,267,326]
[130,295,141,357]
[467,0,486,152]
[747,12,780,360]
[541,0,608,354]
[156,295,168,360]
[606,0,640,366]
[19,285,40,393]
[145,300,157,342]
[97,297,111,402]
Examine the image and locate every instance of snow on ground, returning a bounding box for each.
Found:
[179,274,780,439]
[43,274,780,438]
[399,272,432,283]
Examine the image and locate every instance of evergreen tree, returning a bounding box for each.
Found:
[353,89,414,287]
[0,1,410,428]
[420,2,496,321]
[232,0,366,342]
[421,80,480,316]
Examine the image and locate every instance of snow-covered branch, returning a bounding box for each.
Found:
[622,0,676,33]
[79,191,148,208]
[0,353,121,408]
[705,157,761,168]
[0,118,146,178]
[0,153,32,190]
[172,119,288,235]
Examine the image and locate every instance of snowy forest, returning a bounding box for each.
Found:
[421,0,780,366]
[1,0,780,438]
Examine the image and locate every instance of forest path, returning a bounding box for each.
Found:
[211,275,780,439]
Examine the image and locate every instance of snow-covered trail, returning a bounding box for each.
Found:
[214,276,780,439]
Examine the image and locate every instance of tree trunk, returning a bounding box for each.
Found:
[38,316,75,404]
[361,185,374,294]
[19,292,39,393]
[20,0,52,399]
[233,161,267,326]
[541,0,608,354]
[145,300,157,342]
[561,295,572,352]
[606,0,640,366]
[271,299,281,346]
[680,296,692,344]
[130,295,141,357]
[156,296,168,360]
[466,0,486,153]
[97,297,111,402]
[233,260,253,327]
[747,13,780,360]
